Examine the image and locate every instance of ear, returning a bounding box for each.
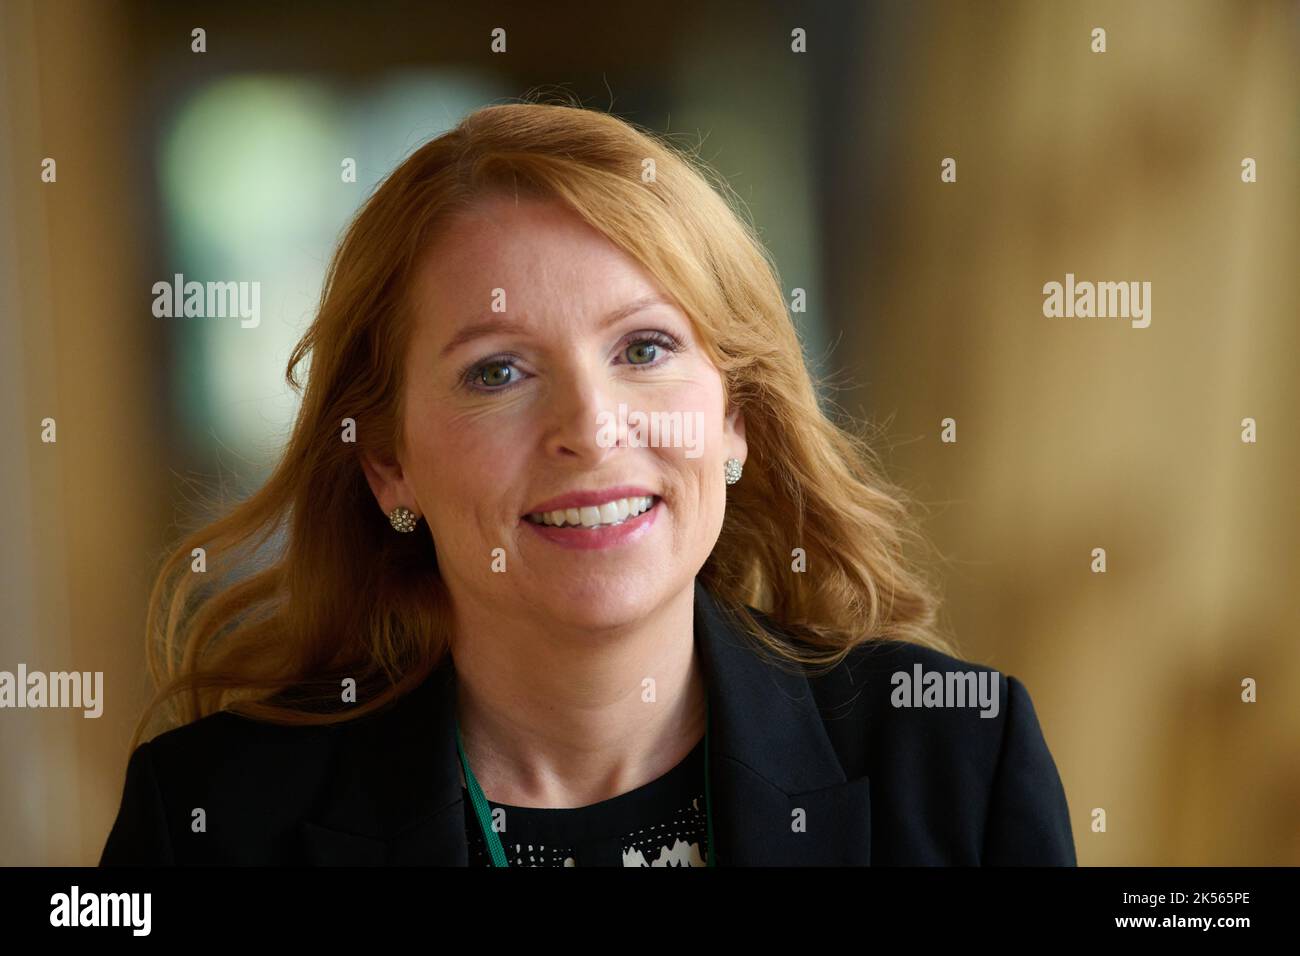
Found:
[724,404,747,466]
[359,448,420,520]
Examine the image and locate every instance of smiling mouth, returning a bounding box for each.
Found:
[522,495,660,529]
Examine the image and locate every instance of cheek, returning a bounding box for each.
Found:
[663,375,726,459]
[656,384,726,503]
[406,398,526,520]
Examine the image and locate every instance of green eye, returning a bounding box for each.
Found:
[478,362,513,387]
[626,342,658,365]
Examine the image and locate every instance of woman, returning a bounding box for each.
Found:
[100,101,1075,866]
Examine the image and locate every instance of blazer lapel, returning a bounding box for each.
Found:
[298,660,467,865]
[300,579,872,866]
[693,580,873,866]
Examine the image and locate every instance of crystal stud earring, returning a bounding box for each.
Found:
[389,505,418,532]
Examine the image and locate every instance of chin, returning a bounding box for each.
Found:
[535,581,665,632]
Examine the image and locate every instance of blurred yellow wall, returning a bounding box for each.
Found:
[1,0,167,865]
[835,1,1300,864]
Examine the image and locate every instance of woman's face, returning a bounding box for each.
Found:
[362,194,746,633]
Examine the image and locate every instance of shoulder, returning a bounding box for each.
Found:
[101,703,368,865]
[144,707,335,770]
[797,637,1013,774]
[138,686,420,802]
[140,671,429,773]
[133,712,334,819]
[743,605,1013,753]
[769,624,1077,865]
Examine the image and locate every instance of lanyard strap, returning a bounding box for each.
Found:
[456,698,717,867]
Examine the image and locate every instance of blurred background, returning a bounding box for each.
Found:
[1,0,1296,865]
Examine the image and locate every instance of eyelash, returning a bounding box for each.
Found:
[459,330,685,394]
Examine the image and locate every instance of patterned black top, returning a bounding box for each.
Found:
[463,734,709,866]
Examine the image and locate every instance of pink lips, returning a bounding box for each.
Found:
[522,496,661,551]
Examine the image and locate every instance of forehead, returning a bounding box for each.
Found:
[408,195,674,342]
[417,195,647,295]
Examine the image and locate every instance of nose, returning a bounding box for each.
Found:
[543,359,620,467]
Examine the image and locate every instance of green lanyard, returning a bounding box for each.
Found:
[456,697,717,867]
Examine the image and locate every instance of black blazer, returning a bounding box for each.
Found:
[100,580,1076,865]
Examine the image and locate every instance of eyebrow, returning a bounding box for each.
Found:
[438,293,677,360]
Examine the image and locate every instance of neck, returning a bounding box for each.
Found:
[448,582,706,809]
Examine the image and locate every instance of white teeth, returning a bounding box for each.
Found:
[526,496,656,528]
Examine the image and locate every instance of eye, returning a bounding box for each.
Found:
[626,341,657,365]
[460,329,685,394]
[476,361,514,388]
[461,354,526,392]
[620,330,683,367]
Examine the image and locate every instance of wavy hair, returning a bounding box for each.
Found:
[131,97,952,751]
